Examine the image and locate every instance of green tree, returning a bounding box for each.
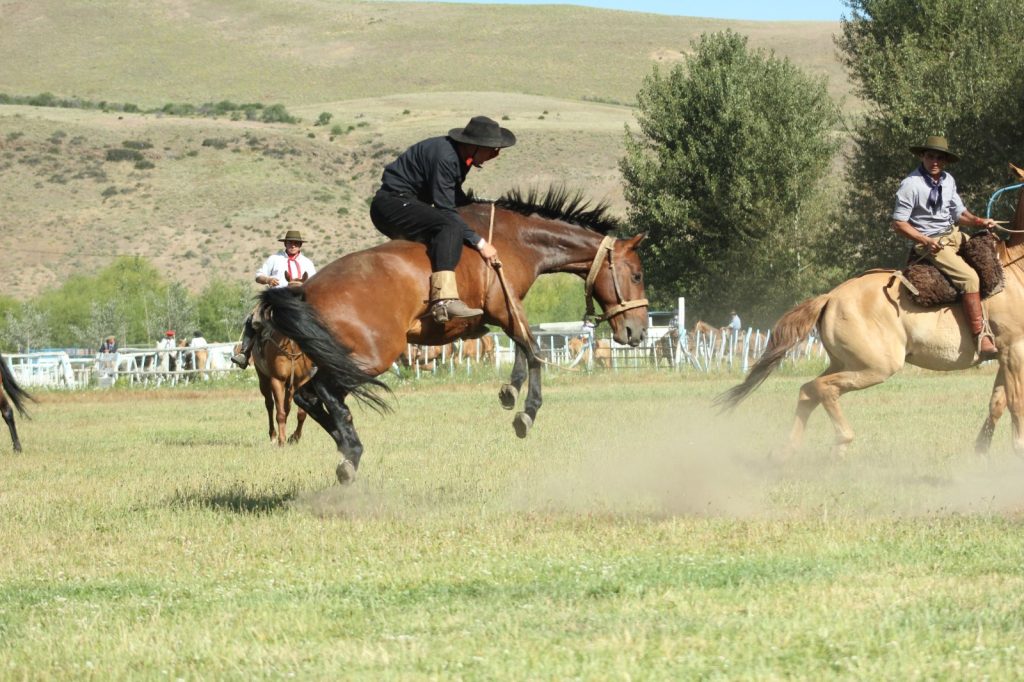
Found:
[523,273,586,324]
[621,30,841,326]
[834,0,1024,271]
[197,277,252,342]
[0,304,51,352]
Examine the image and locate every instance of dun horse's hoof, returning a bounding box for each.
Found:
[513,412,533,439]
[498,384,518,410]
[336,459,357,485]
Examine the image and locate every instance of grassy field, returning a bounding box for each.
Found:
[3,368,1024,678]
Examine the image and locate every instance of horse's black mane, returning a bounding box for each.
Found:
[478,185,624,235]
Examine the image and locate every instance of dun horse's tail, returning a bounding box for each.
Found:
[0,355,35,417]
[714,294,830,410]
[258,288,391,413]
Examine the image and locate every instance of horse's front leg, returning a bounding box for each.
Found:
[976,364,1006,455]
[998,346,1024,456]
[512,340,543,439]
[499,343,528,410]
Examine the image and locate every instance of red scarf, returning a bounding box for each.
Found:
[286,254,302,281]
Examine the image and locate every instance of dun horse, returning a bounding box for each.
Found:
[719,165,1024,457]
[260,186,648,483]
[0,354,34,452]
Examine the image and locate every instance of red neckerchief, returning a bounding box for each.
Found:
[286,253,302,280]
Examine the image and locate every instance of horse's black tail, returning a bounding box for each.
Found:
[0,355,35,417]
[258,287,391,413]
[714,294,830,411]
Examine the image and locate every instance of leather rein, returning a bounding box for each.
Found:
[583,234,649,324]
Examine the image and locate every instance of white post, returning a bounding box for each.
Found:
[677,297,686,333]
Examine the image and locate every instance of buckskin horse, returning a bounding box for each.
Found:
[0,354,34,452]
[718,165,1024,458]
[259,186,648,483]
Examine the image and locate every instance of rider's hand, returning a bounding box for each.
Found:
[267,277,280,287]
[479,242,499,266]
[923,236,942,254]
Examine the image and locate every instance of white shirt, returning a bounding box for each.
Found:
[156,338,176,350]
[257,251,317,288]
[189,336,208,348]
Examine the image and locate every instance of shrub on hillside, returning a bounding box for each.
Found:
[105,148,144,162]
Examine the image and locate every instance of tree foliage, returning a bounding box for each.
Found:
[621,30,841,326]
[834,0,1024,270]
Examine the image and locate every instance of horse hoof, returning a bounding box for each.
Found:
[513,412,533,439]
[336,460,357,485]
[287,434,301,445]
[498,384,518,410]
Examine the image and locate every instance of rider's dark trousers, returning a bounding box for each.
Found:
[370,190,463,271]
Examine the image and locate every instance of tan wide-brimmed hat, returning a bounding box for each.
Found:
[278,230,306,243]
[909,135,960,162]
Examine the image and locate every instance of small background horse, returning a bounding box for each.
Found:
[0,354,34,452]
[252,329,314,446]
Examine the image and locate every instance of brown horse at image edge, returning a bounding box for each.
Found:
[717,164,1024,458]
[259,186,648,484]
[0,354,34,452]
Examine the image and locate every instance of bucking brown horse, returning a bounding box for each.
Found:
[259,186,648,483]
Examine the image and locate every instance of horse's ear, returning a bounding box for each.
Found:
[285,271,293,282]
[625,232,647,250]
[301,272,309,282]
[1011,163,1024,181]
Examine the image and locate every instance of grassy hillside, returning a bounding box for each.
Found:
[0,1,850,301]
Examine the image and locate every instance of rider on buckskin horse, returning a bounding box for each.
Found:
[369,115,515,324]
[891,135,1001,358]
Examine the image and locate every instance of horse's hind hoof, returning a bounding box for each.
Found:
[513,412,533,439]
[336,460,357,485]
[498,384,518,410]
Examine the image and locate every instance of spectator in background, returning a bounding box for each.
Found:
[190,330,207,349]
[728,311,742,338]
[156,330,176,350]
[98,335,118,353]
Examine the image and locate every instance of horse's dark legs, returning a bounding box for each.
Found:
[1,393,21,453]
[296,379,364,484]
[499,344,529,410]
[512,337,544,436]
[294,382,340,443]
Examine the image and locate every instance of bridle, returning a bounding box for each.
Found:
[583,235,649,324]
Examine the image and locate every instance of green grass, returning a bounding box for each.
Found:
[3,369,1024,678]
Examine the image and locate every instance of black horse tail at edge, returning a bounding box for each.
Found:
[258,287,392,413]
[0,355,35,417]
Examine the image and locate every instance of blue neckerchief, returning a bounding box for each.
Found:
[919,165,944,211]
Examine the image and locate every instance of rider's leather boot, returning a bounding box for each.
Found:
[230,318,256,369]
[962,291,998,359]
[429,271,482,324]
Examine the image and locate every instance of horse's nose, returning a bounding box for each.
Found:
[627,321,645,347]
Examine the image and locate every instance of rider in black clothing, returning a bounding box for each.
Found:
[370,115,516,323]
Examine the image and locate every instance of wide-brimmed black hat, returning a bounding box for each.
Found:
[448,116,516,149]
[909,135,960,163]
[278,230,306,243]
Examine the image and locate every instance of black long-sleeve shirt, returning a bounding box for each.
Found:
[378,136,481,247]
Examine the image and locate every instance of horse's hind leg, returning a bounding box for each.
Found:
[998,348,1024,456]
[499,344,528,410]
[976,366,1006,455]
[1,393,21,453]
[294,382,340,443]
[289,407,307,445]
[307,379,363,484]
[811,366,893,458]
